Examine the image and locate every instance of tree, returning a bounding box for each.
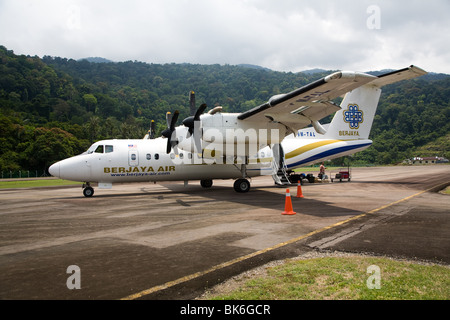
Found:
[1,45,449,170]
[21,127,84,170]
[82,93,98,113]
[85,116,101,143]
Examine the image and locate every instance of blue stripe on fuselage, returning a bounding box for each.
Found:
[286,142,372,169]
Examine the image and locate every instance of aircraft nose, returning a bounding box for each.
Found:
[48,162,60,177]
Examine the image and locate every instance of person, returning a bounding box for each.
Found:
[319,162,326,180]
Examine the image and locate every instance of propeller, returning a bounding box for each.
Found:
[161,110,179,153]
[182,103,207,135]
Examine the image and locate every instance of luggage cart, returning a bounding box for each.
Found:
[331,167,351,182]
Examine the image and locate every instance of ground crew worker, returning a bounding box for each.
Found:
[319,162,326,180]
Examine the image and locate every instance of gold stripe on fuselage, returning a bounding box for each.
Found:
[285,140,341,160]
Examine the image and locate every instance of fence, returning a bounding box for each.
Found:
[1,170,50,179]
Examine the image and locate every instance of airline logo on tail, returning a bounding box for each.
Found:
[343,104,364,129]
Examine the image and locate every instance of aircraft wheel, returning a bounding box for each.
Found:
[234,179,250,193]
[83,186,94,197]
[200,179,213,188]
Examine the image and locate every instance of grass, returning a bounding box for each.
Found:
[0,179,82,189]
[440,186,450,195]
[205,256,450,300]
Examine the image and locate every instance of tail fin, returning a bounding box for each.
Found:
[323,65,427,140]
[325,84,381,140]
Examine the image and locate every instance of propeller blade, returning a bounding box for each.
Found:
[189,91,196,116]
[183,104,207,135]
[150,120,155,139]
[170,110,179,131]
[166,138,172,154]
[194,103,207,121]
[162,110,180,153]
[166,112,172,128]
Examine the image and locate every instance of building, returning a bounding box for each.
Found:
[406,156,449,165]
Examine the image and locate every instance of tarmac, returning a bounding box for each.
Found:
[0,165,448,300]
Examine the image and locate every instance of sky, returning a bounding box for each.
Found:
[1,0,449,74]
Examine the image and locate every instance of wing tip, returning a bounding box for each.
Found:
[370,65,428,87]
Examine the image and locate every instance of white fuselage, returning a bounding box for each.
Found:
[49,135,372,185]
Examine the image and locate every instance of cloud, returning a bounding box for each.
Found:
[1,0,449,73]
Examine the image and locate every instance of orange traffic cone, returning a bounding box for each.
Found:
[282,188,296,215]
[296,180,304,198]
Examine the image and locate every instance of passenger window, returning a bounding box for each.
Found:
[170,153,175,159]
[155,153,159,160]
[131,154,137,161]
[105,145,114,153]
[94,145,104,153]
[146,153,151,160]
[179,153,184,159]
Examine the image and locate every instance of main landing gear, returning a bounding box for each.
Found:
[82,182,94,197]
[200,178,251,193]
[234,162,251,193]
[200,161,251,193]
[200,179,213,188]
[233,178,250,193]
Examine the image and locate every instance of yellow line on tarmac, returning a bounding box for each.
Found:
[367,188,430,214]
[120,184,439,300]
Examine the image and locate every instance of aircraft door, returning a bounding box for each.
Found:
[272,143,285,167]
[129,150,139,167]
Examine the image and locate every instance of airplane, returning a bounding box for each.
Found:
[48,65,427,197]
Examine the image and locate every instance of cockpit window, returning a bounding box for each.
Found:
[94,145,104,153]
[87,144,113,154]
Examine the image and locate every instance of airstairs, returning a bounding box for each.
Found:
[271,144,291,185]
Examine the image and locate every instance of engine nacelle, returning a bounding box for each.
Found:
[177,112,287,157]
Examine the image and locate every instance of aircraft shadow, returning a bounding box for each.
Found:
[54,181,364,219]
[161,183,363,218]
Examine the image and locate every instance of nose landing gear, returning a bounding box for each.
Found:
[82,183,94,197]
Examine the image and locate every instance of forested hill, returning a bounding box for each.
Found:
[1,45,449,172]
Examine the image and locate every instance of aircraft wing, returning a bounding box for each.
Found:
[237,71,377,129]
[237,65,426,132]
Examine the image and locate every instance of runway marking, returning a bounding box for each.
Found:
[120,184,441,300]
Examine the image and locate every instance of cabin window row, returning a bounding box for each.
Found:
[169,153,192,160]
[146,153,159,160]
[145,153,193,160]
